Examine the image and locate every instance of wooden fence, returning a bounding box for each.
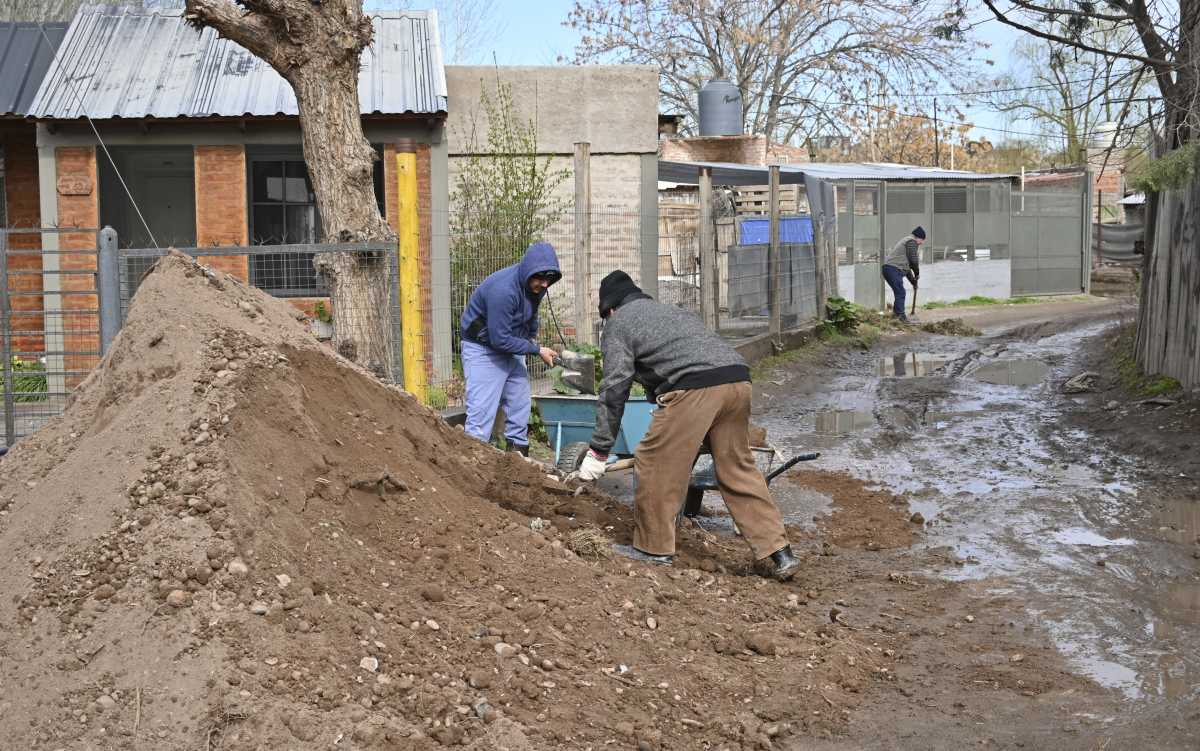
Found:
[1136,178,1200,388]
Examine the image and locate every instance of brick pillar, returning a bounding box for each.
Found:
[194,145,249,280]
[384,143,435,380]
[54,146,100,386]
[1,124,45,355]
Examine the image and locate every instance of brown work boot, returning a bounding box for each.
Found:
[757,545,801,581]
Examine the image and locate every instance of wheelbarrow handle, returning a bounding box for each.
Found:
[764,452,820,484]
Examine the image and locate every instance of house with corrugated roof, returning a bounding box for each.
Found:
[28,2,448,306]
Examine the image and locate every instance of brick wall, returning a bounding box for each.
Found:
[194,145,250,280]
[660,135,768,165]
[1,122,44,354]
[55,146,101,383]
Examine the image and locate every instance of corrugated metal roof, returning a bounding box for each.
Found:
[0,22,68,116]
[29,4,446,120]
[659,159,1015,186]
[784,162,1016,182]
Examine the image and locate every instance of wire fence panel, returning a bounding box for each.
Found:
[1,228,101,446]
[119,242,402,381]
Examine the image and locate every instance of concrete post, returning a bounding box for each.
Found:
[767,165,781,343]
[698,167,717,331]
[813,210,829,318]
[97,226,121,355]
[0,229,14,446]
[573,142,594,344]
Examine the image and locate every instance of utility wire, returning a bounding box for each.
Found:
[37,25,159,249]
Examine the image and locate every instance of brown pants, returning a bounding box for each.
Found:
[633,381,788,558]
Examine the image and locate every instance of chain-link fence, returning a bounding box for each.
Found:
[1,227,101,446]
[1,206,830,446]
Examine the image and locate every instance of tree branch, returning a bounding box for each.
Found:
[981,0,1172,67]
[184,0,288,69]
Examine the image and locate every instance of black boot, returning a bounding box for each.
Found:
[758,545,801,581]
[505,442,529,457]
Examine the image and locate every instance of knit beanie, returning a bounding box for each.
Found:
[598,270,642,318]
[912,226,926,240]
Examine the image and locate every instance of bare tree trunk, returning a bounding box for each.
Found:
[185,0,396,379]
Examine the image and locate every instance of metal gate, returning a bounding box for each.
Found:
[1011,181,1092,296]
[1,227,102,447]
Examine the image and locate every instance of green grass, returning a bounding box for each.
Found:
[922,295,1044,310]
[750,322,882,380]
[1113,325,1183,397]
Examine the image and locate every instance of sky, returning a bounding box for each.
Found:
[394,0,1047,146]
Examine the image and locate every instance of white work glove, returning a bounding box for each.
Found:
[576,450,608,482]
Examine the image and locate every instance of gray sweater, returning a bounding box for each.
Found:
[884,235,921,274]
[589,295,749,454]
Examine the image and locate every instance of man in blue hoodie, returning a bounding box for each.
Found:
[459,242,562,456]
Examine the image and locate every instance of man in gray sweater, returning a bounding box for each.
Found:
[574,270,800,580]
[882,226,925,322]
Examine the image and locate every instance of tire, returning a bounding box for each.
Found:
[557,442,590,474]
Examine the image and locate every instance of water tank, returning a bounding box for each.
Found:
[698,79,743,136]
[1090,121,1118,149]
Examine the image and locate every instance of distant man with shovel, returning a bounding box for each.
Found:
[573,270,801,581]
[460,242,561,457]
[882,226,925,323]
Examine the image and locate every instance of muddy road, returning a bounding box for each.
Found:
[743,298,1199,748]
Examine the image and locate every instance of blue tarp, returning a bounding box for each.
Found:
[738,216,814,245]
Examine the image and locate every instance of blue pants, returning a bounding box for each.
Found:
[882,264,908,318]
[461,340,531,447]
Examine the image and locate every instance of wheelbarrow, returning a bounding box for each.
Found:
[533,392,818,512]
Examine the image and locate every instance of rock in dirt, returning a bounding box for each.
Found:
[419,585,446,602]
[909,512,926,525]
[226,558,249,576]
[249,601,269,615]
[165,589,190,608]
[745,632,777,656]
[1062,372,1100,394]
[494,642,520,658]
[93,584,116,600]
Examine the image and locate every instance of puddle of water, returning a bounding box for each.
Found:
[1152,497,1200,545]
[1052,527,1136,547]
[877,352,950,377]
[969,359,1050,386]
[805,409,875,435]
[1158,582,1200,625]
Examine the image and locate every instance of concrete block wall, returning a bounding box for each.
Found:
[445,65,659,332]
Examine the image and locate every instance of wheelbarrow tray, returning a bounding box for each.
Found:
[533,393,655,463]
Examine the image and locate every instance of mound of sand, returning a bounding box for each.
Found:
[0,253,882,749]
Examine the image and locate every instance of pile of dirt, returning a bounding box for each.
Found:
[0,253,893,750]
[918,318,982,337]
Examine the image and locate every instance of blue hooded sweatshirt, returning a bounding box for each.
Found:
[460,242,561,355]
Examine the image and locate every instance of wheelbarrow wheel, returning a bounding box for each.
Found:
[557,442,590,474]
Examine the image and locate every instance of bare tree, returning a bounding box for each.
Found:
[978,1,1193,148]
[368,1,504,64]
[971,1,1196,383]
[0,0,83,21]
[566,0,981,145]
[432,0,504,64]
[987,23,1153,161]
[184,0,396,377]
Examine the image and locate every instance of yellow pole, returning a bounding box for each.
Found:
[396,152,426,403]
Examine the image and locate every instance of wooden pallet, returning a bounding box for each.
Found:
[732,184,807,216]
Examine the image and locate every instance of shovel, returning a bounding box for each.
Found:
[551,350,596,395]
